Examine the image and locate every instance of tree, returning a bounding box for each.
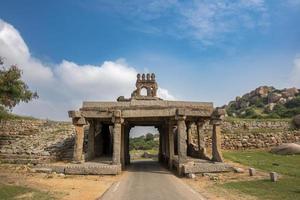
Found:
[145,133,154,141]
[0,57,38,111]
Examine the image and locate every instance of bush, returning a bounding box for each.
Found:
[285,96,300,109]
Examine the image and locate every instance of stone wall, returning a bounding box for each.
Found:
[0,119,75,164]
[191,118,300,150]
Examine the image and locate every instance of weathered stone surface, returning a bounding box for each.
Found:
[249,168,256,176]
[187,173,196,179]
[293,114,300,128]
[183,162,233,174]
[270,172,278,182]
[0,119,75,164]
[73,125,85,162]
[233,167,245,173]
[270,143,300,155]
[268,93,282,103]
[34,168,52,173]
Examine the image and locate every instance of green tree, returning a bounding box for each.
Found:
[145,133,154,141]
[0,57,38,113]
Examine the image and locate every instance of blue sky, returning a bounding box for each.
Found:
[0,0,300,121]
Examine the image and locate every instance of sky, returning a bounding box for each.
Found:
[0,0,300,123]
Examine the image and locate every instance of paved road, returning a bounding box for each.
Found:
[100,160,206,200]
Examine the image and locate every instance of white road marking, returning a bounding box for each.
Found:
[113,182,120,192]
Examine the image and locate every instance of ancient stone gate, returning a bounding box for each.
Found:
[68,73,226,175]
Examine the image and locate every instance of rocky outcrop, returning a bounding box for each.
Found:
[225,86,300,118]
[0,119,75,164]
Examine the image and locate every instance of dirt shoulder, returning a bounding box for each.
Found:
[0,164,122,200]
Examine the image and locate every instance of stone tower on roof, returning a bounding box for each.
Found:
[131,73,158,99]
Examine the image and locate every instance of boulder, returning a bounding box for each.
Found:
[265,103,276,112]
[293,114,300,128]
[255,86,271,97]
[282,87,299,98]
[270,143,300,155]
[268,93,282,103]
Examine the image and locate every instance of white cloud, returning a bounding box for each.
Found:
[102,1,268,45]
[157,88,175,100]
[291,55,300,85]
[178,1,268,43]
[0,19,175,120]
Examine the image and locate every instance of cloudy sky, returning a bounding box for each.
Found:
[0,0,300,122]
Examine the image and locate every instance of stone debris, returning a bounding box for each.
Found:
[187,173,196,179]
[34,167,52,173]
[233,167,245,173]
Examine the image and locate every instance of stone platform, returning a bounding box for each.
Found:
[35,160,121,175]
[172,157,233,174]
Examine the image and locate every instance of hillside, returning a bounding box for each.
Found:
[225,86,300,118]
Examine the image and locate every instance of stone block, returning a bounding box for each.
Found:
[187,173,196,179]
[249,168,256,176]
[270,172,278,182]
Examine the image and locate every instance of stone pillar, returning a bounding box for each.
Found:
[197,120,208,159]
[121,123,125,168]
[211,119,223,162]
[165,124,170,165]
[168,122,174,170]
[176,109,187,175]
[73,117,86,163]
[125,125,131,165]
[112,110,123,165]
[187,122,193,156]
[87,120,95,160]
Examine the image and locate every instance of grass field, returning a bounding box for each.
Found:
[222,150,300,200]
[0,183,54,200]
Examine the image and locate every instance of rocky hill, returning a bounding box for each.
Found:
[225,86,300,119]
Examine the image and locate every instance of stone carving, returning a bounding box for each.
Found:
[131,73,158,99]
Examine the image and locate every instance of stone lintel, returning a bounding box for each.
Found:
[80,108,212,119]
[72,117,86,126]
[210,119,222,125]
[68,110,81,118]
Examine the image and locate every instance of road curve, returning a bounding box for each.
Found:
[100,160,206,200]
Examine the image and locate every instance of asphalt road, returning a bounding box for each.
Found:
[100,160,206,200]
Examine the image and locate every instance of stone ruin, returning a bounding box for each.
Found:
[67,73,231,175]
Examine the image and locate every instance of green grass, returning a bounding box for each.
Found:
[130,149,158,155]
[222,178,300,200]
[0,183,55,200]
[224,150,300,177]
[221,150,300,200]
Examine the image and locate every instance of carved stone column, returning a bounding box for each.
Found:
[112,110,123,165]
[168,122,174,170]
[73,117,86,163]
[176,109,187,174]
[187,122,193,156]
[87,119,95,160]
[197,120,208,159]
[211,119,223,162]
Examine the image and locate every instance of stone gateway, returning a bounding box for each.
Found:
[68,73,229,175]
